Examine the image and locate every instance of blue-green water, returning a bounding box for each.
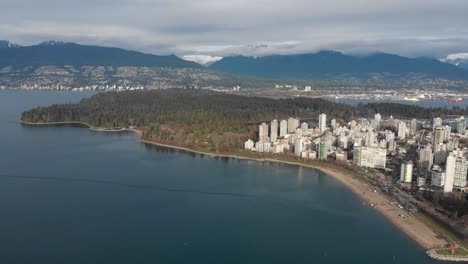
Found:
[0,91,438,263]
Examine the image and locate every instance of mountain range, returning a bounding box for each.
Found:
[209,51,468,80]
[0,40,200,68]
[0,40,467,89]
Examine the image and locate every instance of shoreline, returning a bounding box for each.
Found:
[21,120,456,258]
[20,120,143,136]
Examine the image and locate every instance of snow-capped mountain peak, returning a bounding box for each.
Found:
[443,53,468,70]
[0,40,21,48]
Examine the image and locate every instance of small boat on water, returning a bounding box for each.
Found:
[403,97,419,102]
[448,97,463,103]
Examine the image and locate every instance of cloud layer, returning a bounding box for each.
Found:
[1,0,467,61]
[446,53,468,61]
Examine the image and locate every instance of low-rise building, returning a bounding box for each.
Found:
[354,145,386,169]
[244,139,254,150]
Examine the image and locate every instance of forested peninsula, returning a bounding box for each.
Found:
[21,89,468,152]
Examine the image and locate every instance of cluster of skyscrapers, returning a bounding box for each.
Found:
[245,112,468,194]
[245,114,330,160]
[412,116,468,193]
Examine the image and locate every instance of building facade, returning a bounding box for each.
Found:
[270,120,278,142]
[418,146,433,172]
[288,118,300,134]
[259,122,269,142]
[319,114,327,133]
[397,122,406,140]
[280,120,288,137]
[400,161,413,183]
[354,146,386,169]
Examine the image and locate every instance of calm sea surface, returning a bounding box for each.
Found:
[0,91,439,263]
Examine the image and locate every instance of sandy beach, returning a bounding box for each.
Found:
[318,167,448,249]
[21,120,449,250]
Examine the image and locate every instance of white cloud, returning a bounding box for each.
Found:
[182,55,223,65]
[445,53,468,61]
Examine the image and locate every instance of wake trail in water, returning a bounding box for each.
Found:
[0,173,363,218]
[0,173,257,198]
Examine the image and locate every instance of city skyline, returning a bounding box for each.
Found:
[246,111,468,194]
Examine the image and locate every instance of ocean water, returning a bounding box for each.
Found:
[0,91,439,263]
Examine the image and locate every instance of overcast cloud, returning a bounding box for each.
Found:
[1,0,467,64]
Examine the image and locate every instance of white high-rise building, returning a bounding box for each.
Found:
[259,122,269,142]
[353,143,361,165]
[433,117,442,131]
[397,122,407,139]
[400,161,413,183]
[444,153,457,193]
[453,156,468,190]
[410,119,417,132]
[443,126,452,141]
[294,136,304,156]
[374,113,382,129]
[280,120,288,137]
[319,113,327,132]
[443,152,468,193]
[270,120,278,142]
[288,118,300,134]
[456,116,466,134]
[433,126,445,147]
[385,130,395,142]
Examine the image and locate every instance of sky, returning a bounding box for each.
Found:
[1,0,468,64]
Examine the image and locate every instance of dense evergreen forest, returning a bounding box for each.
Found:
[21,89,468,152]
